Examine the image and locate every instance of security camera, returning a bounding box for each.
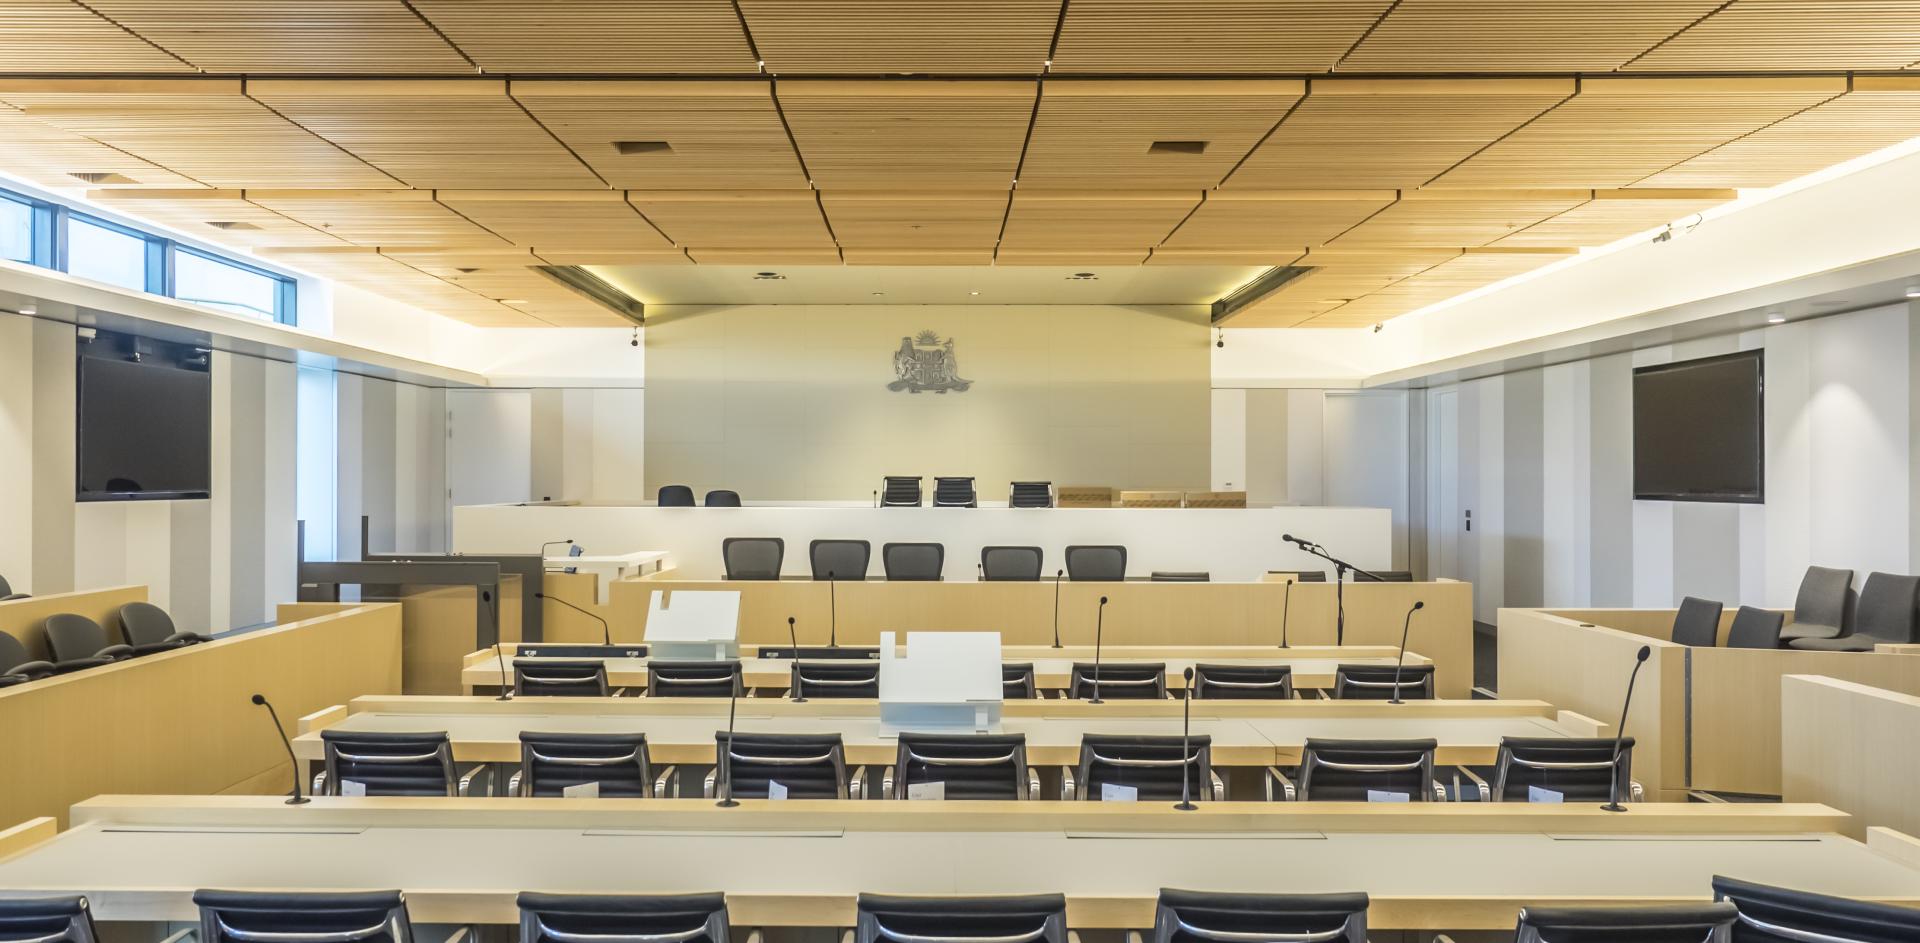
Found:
[1216,336,1225,349]
[1372,323,1383,333]
[630,336,639,348]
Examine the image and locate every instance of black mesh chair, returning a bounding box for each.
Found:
[981,546,1043,581]
[932,476,978,507]
[883,542,944,580]
[1150,889,1370,943]
[811,539,872,581]
[658,485,697,507]
[758,646,880,660]
[513,659,612,697]
[790,659,880,698]
[0,897,100,943]
[194,890,415,943]
[317,730,468,797]
[1065,545,1127,581]
[1672,596,1725,647]
[703,490,741,507]
[0,574,27,601]
[43,614,132,672]
[1271,738,1443,802]
[1009,481,1053,508]
[513,731,654,798]
[646,660,743,698]
[1268,570,1326,582]
[1714,874,1920,942]
[1002,663,1038,699]
[518,893,731,943]
[1192,663,1293,700]
[705,732,853,799]
[1780,565,1855,643]
[1332,664,1435,700]
[1511,904,1736,943]
[118,601,209,655]
[0,633,54,687]
[722,537,784,580]
[1726,606,1786,649]
[1069,662,1167,700]
[881,476,922,507]
[888,732,1037,800]
[1794,572,1920,651]
[855,894,1066,943]
[1463,737,1640,803]
[1066,734,1221,801]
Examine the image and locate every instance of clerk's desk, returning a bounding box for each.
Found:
[460,644,1432,695]
[298,695,1602,768]
[3,796,1917,931]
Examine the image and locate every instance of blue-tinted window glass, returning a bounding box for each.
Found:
[175,249,279,319]
[67,216,148,290]
[0,196,30,263]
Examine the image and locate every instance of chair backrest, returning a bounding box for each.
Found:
[703,490,741,507]
[1149,571,1210,582]
[0,896,100,943]
[1492,737,1633,803]
[981,546,1043,581]
[1069,662,1166,699]
[1192,663,1293,700]
[1009,481,1053,508]
[1002,663,1037,699]
[883,542,945,581]
[0,574,11,597]
[518,892,730,943]
[513,659,610,697]
[1332,664,1435,700]
[1672,597,1725,647]
[855,894,1067,943]
[657,485,696,507]
[1269,570,1327,582]
[1714,874,1920,942]
[1513,904,1736,943]
[757,646,881,660]
[1065,545,1127,581]
[932,476,977,508]
[117,601,180,648]
[1356,570,1414,582]
[320,730,457,796]
[716,732,847,799]
[1853,572,1920,644]
[1794,565,1855,631]
[722,537,784,580]
[43,613,113,662]
[646,660,743,698]
[881,476,922,507]
[1297,738,1437,801]
[810,539,872,580]
[194,890,414,943]
[790,659,881,698]
[0,633,53,680]
[517,732,651,798]
[1151,889,1369,943]
[1726,606,1786,649]
[894,733,1029,800]
[1075,734,1213,801]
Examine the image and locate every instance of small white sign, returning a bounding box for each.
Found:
[767,781,789,800]
[340,780,367,797]
[563,781,601,799]
[1366,789,1410,803]
[1101,783,1139,802]
[907,780,946,801]
[1528,785,1565,804]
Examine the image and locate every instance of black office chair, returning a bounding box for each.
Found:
[882,542,944,580]
[0,574,27,601]
[513,731,654,797]
[1069,662,1167,699]
[1192,663,1293,700]
[317,730,470,797]
[1268,570,1326,582]
[1150,571,1210,582]
[513,659,612,697]
[43,614,133,672]
[1002,663,1038,699]
[1009,481,1053,508]
[1780,565,1855,643]
[758,646,880,660]
[646,660,743,698]
[0,632,54,686]
[1794,572,1920,651]
[1332,663,1435,700]
[657,485,697,507]
[1356,570,1414,582]
[1067,734,1221,801]
[518,893,731,943]
[981,546,1043,581]
[1511,903,1736,943]
[1714,874,1920,941]
[0,897,100,943]
[1672,596,1725,647]
[1726,606,1786,649]
[194,890,416,943]
[1065,545,1127,581]
[703,490,742,507]
[855,894,1066,943]
[722,537,784,580]
[1465,737,1639,803]
[889,733,1037,800]
[118,601,210,655]
[1273,738,1443,802]
[811,539,872,580]
[705,732,853,799]
[790,659,880,698]
[933,476,977,508]
[1150,889,1370,943]
[880,476,922,507]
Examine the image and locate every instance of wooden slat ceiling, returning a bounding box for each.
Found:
[1333,189,1592,247]
[259,246,547,327]
[626,191,835,249]
[1160,191,1397,251]
[510,82,808,190]
[1019,80,1304,189]
[81,0,471,73]
[1337,0,1727,72]
[1638,79,1920,188]
[245,189,507,247]
[1493,189,1735,247]
[433,191,673,251]
[999,192,1201,252]
[86,189,345,248]
[0,1,190,72]
[0,103,198,190]
[1050,0,1395,73]
[1302,249,1574,328]
[410,0,757,74]
[777,81,1036,189]
[820,192,1009,250]
[1625,0,1920,72]
[737,0,1060,74]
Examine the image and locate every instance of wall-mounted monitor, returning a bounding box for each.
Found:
[1632,349,1763,503]
[76,330,212,501]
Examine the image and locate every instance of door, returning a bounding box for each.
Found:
[1428,389,1464,581]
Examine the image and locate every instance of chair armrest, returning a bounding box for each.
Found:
[1028,767,1041,801]
[9,660,53,678]
[1208,769,1225,802]
[158,927,197,943]
[1060,766,1077,801]
[51,656,114,674]
[880,765,896,799]
[1631,780,1645,803]
[1458,767,1491,802]
[849,766,867,799]
[609,687,628,698]
[457,764,491,797]
[312,771,329,795]
[1688,790,1728,804]
[1431,779,1448,802]
[98,644,134,659]
[653,765,678,798]
[165,632,206,644]
[1314,688,1331,700]
[1265,767,1296,801]
[743,931,762,943]
[507,771,522,796]
[1124,932,1143,943]
[1068,932,1085,943]
[840,930,854,943]
[703,767,718,799]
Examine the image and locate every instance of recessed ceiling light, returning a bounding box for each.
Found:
[968,291,980,296]
[1067,272,1099,281]
[753,271,786,280]
[1767,315,1787,324]
[19,305,36,315]
[871,291,885,297]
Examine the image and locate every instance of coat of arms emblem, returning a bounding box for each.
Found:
[888,330,971,393]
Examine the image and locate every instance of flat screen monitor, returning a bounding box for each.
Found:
[76,337,212,501]
[1632,350,1763,503]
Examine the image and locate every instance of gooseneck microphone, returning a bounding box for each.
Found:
[1051,569,1065,648]
[1088,595,1109,704]
[481,590,510,700]
[250,694,310,805]
[1388,600,1425,705]
[1279,577,1294,649]
[827,569,839,647]
[536,592,612,645]
[786,616,806,703]
[716,680,741,807]
[539,539,574,560]
[1601,645,1653,813]
[1175,667,1197,811]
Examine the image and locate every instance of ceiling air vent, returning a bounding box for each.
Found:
[753,271,786,280]
[613,141,673,155]
[1148,141,1208,155]
[1066,272,1099,281]
[69,172,137,184]
[205,221,261,231]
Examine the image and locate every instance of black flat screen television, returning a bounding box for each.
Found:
[76,334,211,501]
[1632,349,1763,503]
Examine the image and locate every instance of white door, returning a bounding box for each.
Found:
[1429,389,1464,580]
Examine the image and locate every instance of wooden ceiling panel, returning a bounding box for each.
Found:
[1432,77,1847,188]
[532,248,691,266]
[1628,0,1920,71]
[998,249,1152,265]
[1340,0,1725,72]
[434,191,673,251]
[684,247,843,264]
[260,246,544,326]
[0,2,194,72]
[1243,248,1462,315]
[1225,79,1571,190]
[1148,248,1305,266]
[1637,80,1920,188]
[777,81,1035,188]
[1051,0,1393,73]
[87,189,346,247]
[628,191,835,248]
[383,251,632,327]
[412,0,757,73]
[738,0,1058,74]
[1225,297,1347,328]
[1495,189,1734,247]
[1334,190,1590,246]
[1020,81,1303,189]
[512,82,807,189]
[245,189,509,247]
[248,80,603,190]
[0,104,200,189]
[821,192,1008,249]
[1300,248,1573,326]
[1000,191,1200,251]
[842,248,996,265]
[86,1,470,73]
[1160,191,1396,251]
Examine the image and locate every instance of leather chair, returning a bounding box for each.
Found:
[1332,663,1435,700]
[1510,903,1736,943]
[513,659,612,697]
[1779,565,1854,643]
[703,490,741,507]
[855,895,1065,943]
[882,542,944,580]
[1064,545,1127,581]
[0,896,101,943]
[1272,738,1443,802]
[513,731,655,797]
[0,633,54,687]
[1465,736,1640,803]
[704,732,854,800]
[932,476,977,508]
[810,539,871,581]
[43,614,132,673]
[657,485,696,507]
[518,893,732,943]
[194,890,416,943]
[646,660,743,698]
[316,730,469,797]
[790,659,880,698]
[981,546,1043,581]
[1192,663,1293,700]
[1066,734,1221,802]
[1002,663,1038,699]
[118,601,210,655]
[880,476,922,507]
[1008,481,1053,508]
[722,537,784,580]
[1149,890,1369,943]
[1671,596,1725,647]
[1713,874,1920,941]
[1726,606,1786,649]
[888,732,1037,800]
[1793,572,1920,651]
[757,646,880,660]
[0,574,28,601]
[1069,662,1166,700]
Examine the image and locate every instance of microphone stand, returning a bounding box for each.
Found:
[535,592,613,646]
[1051,569,1064,648]
[717,682,740,807]
[1602,646,1652,813]
[250,694,311,805]
[1388,601,1424,705]
[786,616,806,703]
[1175,667,1196,811]
[1279,578,1294,649]
[481,590,510,699]
[827,569,838,648]
[1088,596,1108,704]
[1288,537,1384,646]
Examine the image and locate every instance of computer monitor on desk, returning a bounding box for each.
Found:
[644,590,741,660]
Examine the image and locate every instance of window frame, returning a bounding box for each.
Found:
[0,188,57,267]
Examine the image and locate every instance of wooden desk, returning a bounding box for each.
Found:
[1,796,1910,931]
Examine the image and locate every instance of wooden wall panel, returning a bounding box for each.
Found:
[738,0,1059,74]
[512,82,808,190]
[1020,81,1304,189]
[1782,675,1920,840]
[777,81,1036,189]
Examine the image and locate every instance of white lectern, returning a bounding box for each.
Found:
[878,631,1003,733]
[643,590,740,660]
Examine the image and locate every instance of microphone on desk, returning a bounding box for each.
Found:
[786,616,807,703]
[873,490,879,508]
[1051,569,1065,649]
[1175,667,1197,811]
[1601,645,1652,813]
[539,539,574,561]
[1279,577,1294,649]
[716,680,741,808]
[536,592,612,646]
[1088,595,1109,704]
[481,590,511,700]
[827,569,839,648]
[250,694,310,805]
[1388,600,1424,705]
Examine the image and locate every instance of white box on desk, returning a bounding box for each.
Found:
[644,589,741,660]
[878,630,1003,733]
